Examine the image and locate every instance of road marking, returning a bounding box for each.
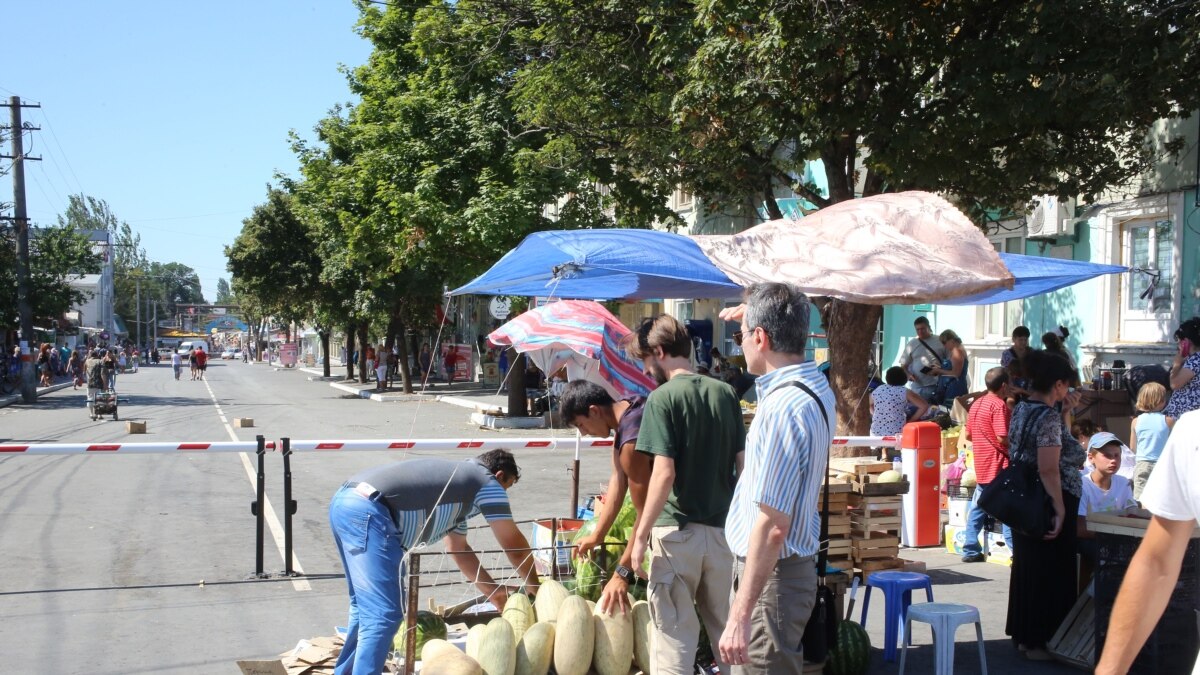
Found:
[203,378,311,592]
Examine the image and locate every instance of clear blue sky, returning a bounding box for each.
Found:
[2,1,372,301]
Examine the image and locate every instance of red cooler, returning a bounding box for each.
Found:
[900,421,941,547]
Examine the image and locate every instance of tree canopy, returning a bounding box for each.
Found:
[0,222,102,329]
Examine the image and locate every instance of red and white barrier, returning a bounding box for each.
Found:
[284,437,615,452]
[832,435,900,447]
[0,440,273,455]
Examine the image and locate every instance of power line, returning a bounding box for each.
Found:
[36,108,85,197]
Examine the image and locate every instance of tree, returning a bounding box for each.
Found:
[215,278,233,305]
[0,222,102,328]
[496,0,1200,435]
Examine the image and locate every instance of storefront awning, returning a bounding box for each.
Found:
[940,253,1127,305]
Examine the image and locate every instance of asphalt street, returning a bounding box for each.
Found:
[0,360,1077,674]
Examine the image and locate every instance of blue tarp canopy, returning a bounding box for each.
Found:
[941,253,1127,305]
[450,229,744,300]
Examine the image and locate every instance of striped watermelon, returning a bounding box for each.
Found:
[824,620,870,675]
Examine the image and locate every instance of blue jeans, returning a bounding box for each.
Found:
[962,482,1013,557]
[329,485,406,675]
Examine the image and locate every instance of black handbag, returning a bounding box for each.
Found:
[978,406,1055,538]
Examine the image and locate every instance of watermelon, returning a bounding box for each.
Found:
[824,620,871,675]
[877,470,903,483]
[394,610,448,657]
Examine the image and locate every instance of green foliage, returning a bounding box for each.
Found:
[0,222,102,327]
[215,278,233,305]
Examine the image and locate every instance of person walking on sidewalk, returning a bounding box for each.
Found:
[629,314,745,675]
[718,283,835,674]
[329,450,540,675]
[961,367,1013,562]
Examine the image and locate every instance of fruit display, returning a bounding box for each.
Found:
[825,620,871,675]
[393,609,448,657]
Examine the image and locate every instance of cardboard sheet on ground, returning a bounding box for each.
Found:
[691,191,1014,304]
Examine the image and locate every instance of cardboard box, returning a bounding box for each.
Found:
[947,498,971,528]
[530,518,582,576]
[944,524,1011,562]
[235,417,255,428]
[941,431,961,464]
[126,421,146,434]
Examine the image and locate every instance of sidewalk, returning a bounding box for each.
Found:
[291,359,511,410]
[0,379,81,408]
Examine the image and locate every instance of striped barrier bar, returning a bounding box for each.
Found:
[283,437,615,452]
[0,440,275,454]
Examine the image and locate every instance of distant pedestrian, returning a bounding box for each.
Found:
[194,347,208,381]
[443,347,457,384]
[171,350,182,380]
[84,349,105,409]
[419,344,433,386]
[68,350,84,389]
[188,350,198,380]
[375,343,388,391]
[102,349,117,391]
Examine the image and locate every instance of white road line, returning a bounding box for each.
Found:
[204,378,311,591]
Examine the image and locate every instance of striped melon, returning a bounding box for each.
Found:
[477,617,516,675]
[502,592,536,642]
[631,600,653,675]
[592,603,633,675]
[422,638,461,663]
[466,624,488,660]
[514,622,555,675]
[422,647,484,675]
[533,579,570,623]
[553,595,594,675]
[825,619,871,675]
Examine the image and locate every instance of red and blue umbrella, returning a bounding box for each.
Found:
[488,300,654,399]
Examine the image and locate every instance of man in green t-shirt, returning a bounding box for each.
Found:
[629,314,745,675]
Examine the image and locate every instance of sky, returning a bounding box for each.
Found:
[2,1,373,302]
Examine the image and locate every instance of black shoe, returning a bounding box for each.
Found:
[961,552,987,563]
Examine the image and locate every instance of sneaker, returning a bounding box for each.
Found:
[961,552,987,563]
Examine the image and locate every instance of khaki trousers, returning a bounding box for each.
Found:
[732,554,817,675]
[648,523,735,675]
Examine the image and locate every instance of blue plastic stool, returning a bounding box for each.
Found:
[859,571,935,662]
[899,602,987,675]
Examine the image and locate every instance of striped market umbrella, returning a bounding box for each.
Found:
[488,300,654,399]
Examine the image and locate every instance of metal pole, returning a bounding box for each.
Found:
[550,517,559,581]
[282,437,296,576]
[404,554,421,675]
[252,434,266,578]
[571,431,581,517]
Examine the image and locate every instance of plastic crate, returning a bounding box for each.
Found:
[943,480,974,500]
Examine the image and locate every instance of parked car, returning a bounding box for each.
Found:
[221,348,238,360]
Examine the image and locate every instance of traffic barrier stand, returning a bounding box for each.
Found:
[0,435,278,579]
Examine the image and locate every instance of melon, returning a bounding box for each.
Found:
[466,624,488,660]
[514,622,555,675]
[877,470,903,483]
[534,578,570,623]
[422,638,461,663]
[960,469,977,488]
[631,600,653,674]
[592,603,634,675]
[825,620,871,675]
[553,595,594,675]
[502,592,536,642]
[423,647,484,675]
[393,609,448,657]
[477,617,516,675]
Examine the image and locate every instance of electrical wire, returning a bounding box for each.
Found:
[37,108,85,197]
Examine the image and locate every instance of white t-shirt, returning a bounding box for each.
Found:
[171,352,182,366]
[1139,409,1200,675]
[1077,473,1137,517]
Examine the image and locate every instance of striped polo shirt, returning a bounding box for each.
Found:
[348,458,512,550]
[726,361,835,559]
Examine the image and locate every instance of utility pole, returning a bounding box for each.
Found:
[135,277,141,352]
[3,96,42,403]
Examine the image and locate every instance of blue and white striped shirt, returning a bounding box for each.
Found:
[726,361,835,559]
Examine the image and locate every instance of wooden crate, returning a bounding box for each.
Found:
[852,534,901,562]
[857,558,906,574]
[1048,583,1095,670]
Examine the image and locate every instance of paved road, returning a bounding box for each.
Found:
[0,360,1079,674]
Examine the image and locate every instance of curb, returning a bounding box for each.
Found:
[0,381,76,409]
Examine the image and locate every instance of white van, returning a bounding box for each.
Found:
[176,341,208,357]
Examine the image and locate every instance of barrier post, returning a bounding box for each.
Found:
[900,422,942,547]
[252,434,267,578]
[571,432,581,517]
[282,437,297,576]
[404,554,421,675]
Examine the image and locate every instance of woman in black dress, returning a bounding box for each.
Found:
[1005,350,1086,660]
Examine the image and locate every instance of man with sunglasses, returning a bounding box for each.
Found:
[628,313,745,675]
[717,283,835,674]
[328,449,539,675]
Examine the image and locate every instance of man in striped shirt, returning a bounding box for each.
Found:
[718,283,836,674]
[328,450,539,675]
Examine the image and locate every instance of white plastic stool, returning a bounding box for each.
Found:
[898,602,987,675]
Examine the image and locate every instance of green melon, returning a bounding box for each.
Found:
[824,620,871,675]
[394,610,448,657]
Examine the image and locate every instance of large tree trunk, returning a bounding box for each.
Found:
[823,299,882,456]
[357,322,370,384]
[394,320,413,394]
[507,350,528,416]
[345,324,356,381]
[320,329,331,378]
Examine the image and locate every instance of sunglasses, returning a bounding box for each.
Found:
[733,327,767,347]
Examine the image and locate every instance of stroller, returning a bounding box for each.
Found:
[90,389,118,421]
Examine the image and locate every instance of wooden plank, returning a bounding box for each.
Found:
[851,534,900,547]
[852,547,900,562]
[856,558,905,573]
[851,515,903,530]
[852,480,910,496]
[848,493,903,508]
[1048,584,1095,669]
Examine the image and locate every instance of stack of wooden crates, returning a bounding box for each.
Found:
[828,458,911,577]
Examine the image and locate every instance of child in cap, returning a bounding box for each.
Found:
[1130,382,1173,500]
[1081,429,1135,481]
[1077,435,1137,566]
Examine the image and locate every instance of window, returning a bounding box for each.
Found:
[981,234,1024,338]
[1125,220,1174,314]
[675,189,693,209]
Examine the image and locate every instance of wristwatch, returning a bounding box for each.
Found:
[614,564,638,585]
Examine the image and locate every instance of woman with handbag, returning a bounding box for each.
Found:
[1004,350,1086,660]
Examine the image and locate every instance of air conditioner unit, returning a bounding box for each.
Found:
[1025,195,1077,240]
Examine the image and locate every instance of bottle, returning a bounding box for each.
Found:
[893,457,903,476]
[1102,371,1113,390]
